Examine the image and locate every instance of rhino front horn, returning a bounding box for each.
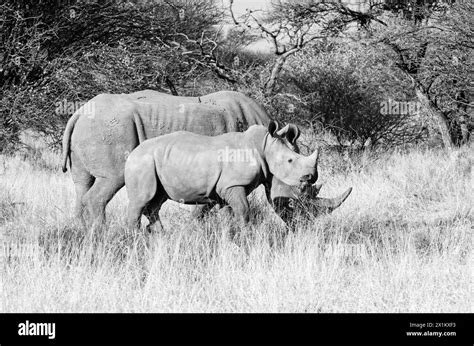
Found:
[313,187,352,213]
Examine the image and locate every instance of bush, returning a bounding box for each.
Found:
[0,0,224,151]
[279,42,426,149]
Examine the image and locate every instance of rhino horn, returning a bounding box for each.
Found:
[312,187,352,213]
[307,148,319,167]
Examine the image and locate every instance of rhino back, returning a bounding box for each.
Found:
[131,90,272,137]
[127,89,198,103]
[132,101,233,137]
[132,92,270,138]
[201,91,272,127]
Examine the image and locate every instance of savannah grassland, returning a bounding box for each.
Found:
[0,137,472,312]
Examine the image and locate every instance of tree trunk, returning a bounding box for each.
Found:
[264,56,286,96]
[455,90,471,145]
[414,85,454,149]
[264,48,299,96]
[457,113,470,145]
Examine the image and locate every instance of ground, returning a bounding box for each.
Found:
[0,138,472,312]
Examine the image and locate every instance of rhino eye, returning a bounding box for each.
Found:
[288,158,293,163]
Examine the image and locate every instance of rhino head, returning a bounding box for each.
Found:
[261,121,319,188]
[270,176,352,226]
[264,126,352,223]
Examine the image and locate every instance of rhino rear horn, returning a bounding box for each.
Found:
[313,187,352,213]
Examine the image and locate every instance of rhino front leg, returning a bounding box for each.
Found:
[222,186,250,225]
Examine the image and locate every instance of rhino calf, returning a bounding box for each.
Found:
[125,121,319,232]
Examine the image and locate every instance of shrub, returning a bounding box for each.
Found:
[278,41,427,149]
[0,0,224,151]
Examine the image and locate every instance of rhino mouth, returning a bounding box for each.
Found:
[299,173,317,184]
[298,174,317,192]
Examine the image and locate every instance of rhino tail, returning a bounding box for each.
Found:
[61,111,82,173]
[133,112,146,144]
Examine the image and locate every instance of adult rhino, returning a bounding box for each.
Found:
[125,121,320,232]
[61,89,349,228]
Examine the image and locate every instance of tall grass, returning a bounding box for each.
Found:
[0,142,472,312]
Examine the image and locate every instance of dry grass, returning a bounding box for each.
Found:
[0,141,472,312]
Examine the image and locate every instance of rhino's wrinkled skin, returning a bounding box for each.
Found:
[125,121,320,232]
[62,90,280,228]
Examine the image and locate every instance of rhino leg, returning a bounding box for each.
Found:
[83,176,125,232]
[143,197,167,234]
[222,186,250,226]
[127,203,145,232]
[70,151,94,227]
[125,155,159,232]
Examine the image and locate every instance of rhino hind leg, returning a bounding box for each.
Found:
[73,180,94,228]
[82,176,125,232]
[69,151,95,227]
[125,156,159,232]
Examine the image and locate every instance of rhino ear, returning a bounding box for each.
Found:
[268,120,280,137]
[276,124,300,144]
[286,124,300,145]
